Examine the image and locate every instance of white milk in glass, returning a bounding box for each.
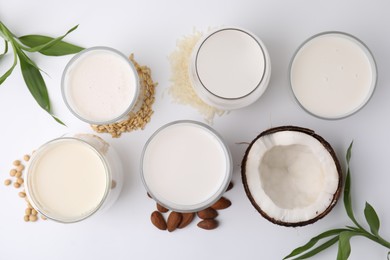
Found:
[190,27,271,110]
[62,47,139,124]
[290,32,377,119]
[141,121,232,212]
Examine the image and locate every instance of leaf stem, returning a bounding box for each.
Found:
[0,39,8,57]
[353,228,390,249]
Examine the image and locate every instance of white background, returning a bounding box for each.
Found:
[1,0,390,259]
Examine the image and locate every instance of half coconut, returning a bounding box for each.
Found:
[241,126,342,227]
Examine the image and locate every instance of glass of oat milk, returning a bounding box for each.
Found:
[25,134,123,223]
[61,46,140,124]
[141,120,233,212]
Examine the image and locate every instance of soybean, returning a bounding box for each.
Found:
[16,178,24,185]
[25,208,32,215]
[31,209,38,216]
[9,169,17,177]
[13,160,21,166]
[29,215,38,222]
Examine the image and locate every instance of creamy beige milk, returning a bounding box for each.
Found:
[142,122,230,210]
[291,33,376,119]
[27,139,108,222]
[63,48,138,123]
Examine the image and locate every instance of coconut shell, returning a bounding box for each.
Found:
[241,125,342,227]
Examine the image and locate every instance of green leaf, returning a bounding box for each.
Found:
[344,168,354,220]
[16,47,50,111]
[284,229,349,259]
[0,39,8,59]
[344,142,360,227]
[0,22,14,41]
[346,141,353,164]
[15,47,64,125]
[53,115,66,126]
[289,236,340,260]
[337,231,355,260]
[0,21,66,125]
[19,34,84,56]
[0,58,17,84]
[364,202,380,236]
[0,42,17,84]
[15,44,46,73]
[0,27,5,39]
[20,25,79,54]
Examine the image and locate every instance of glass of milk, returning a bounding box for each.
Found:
[25,134,123,223]
[290,31,377,119]
[141,120,233,212]
[62,46,140,125]
[189,27,271,110]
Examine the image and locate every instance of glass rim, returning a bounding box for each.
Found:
[140,120,233,213]
[289,31,378,120]
[61,46,140,125]
[25,137,111,224]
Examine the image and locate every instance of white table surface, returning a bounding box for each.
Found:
[1,1,390,259]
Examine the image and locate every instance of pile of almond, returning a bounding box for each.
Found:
[149,182,233,232]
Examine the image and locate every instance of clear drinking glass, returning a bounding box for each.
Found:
[61,46,141,125]
[25,133,123,223]
[141,120,233,212]
[189,27,271,110]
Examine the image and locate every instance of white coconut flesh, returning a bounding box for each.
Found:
[244,130,340,224]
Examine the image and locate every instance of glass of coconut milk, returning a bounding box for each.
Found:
[25,134,123,223]
[141,120,233,212]
[189,27,271,110]
[62,46,140,125]
[290,31,377,119]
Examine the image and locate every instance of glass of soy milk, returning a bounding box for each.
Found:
[62,47,140,124]
[25,134,123,223]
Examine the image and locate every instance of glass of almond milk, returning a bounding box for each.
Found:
[141,120,233,212]
[25,134,123,223]
[61,46,140,124]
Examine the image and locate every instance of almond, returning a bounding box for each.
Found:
[151,211,167,230]
[156,203,169,213]
[167,212,182,232]
[197,219,218,230]
[178,212,195,229]
[226,181,234,191]
[197,207,218,219]
[211,197,231,210]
